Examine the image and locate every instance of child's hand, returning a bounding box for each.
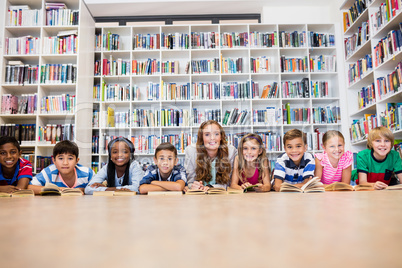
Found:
[0,185,20,193]
[254,183,264,192]
[90,183,105,188]
[240,182,253,189]
[191,181,203,190]
[115,188,132,192]
[374,181,388,190]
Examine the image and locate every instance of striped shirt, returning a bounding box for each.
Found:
[140,164,187,185]
[274,152,315,184]
[31,163,93,188]
[0,158,32,186]
[315,151,352,184]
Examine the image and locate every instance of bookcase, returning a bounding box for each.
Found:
[92,23,344,170]
[0,0,95,171]
[341,0,402,161]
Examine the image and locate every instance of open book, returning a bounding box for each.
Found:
[385,184,402,190]
[280,177,324,193]
[0,189,34,197]
[325,182,374,191]
[186,187,228,195]
[40,182,83,196]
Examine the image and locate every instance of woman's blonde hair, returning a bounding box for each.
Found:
[237,133,270,184]
[367,126,394,150]
[195,120,231,185]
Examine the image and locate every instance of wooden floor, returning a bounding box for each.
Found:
[1,191,402,268]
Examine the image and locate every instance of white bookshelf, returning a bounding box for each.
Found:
[341,0,402,157]
[92,23,344,168]
[0,0,95,170]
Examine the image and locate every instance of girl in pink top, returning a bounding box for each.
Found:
[314,130,352,185]
[230,134,271,192]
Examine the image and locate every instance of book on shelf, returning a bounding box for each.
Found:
[221,81,250,99]
[373,28,402,68]
[36,156,52,173]
[280,56,308,73]
[347,54,373,85]
[220,32,248,48]
[5,35,40,55]
[191,58,219,74]
[40,63,77,84]
[309,55,337,72]
[249,31,277,48]
[311,80,330,98]
[161,32,189,49]
[370,2,402,35]
[312,106,340,124]
[147,191,183,196]
[191,31,219,49]
[0,124,36,145]
[283,104,311,125]
[40,94,75,114]
[220,56,243,74]
[192,108,221,125]
[38,124,74,144]
[191,82,220,100]
[279,177,325,193]
[1,94,18,114]
[282,78,309,98]
[5,63,39,85]
[222,108,250,126]
[133,33,160,50]
[131,58,160,75]
[376,61,402,99]
[7,5,40,27]
[380,103,402,131]
[342,0,368,32]
[161,81,190,100]
[40,183,83,196]
[45,3,79,26]
[250,56,272,73]
[279,30,307,48]
[309,31,335,47]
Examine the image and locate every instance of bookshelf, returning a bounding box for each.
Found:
[341,0,402,162]
[92,23,344,170]
[0,0,95,171]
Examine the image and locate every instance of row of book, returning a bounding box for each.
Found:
[1,94,37,115]
[312,106,341,124]
[279,31,308,48]
[344,20,369,59]
[45,8,79,26]
[350,113,378,142]
[161,33,189,50]
[370,0,402,35]
[347,53,373,85]
[221,57,243,74]
[380,103,402,131]
[133,33,160,50]
[253,108,281,126]
[309,55,337,72]
[161,61,180,74]
[0,124,36,145]
[5,36,40,55]
[221,32,248,48]
[281,78,309,98]
[40,63,77,84]
[102,84,130,102]
[132,58,159,75]
[100,30,336,51]
[94,79,332,102]
[5,63,39,85]
[191,32,218,49]
[222,109,250,126]
[343,0,367,32]
[358,83,376,110]
[191,58,219,74]
[283,104,311,125]
[193,109,221,125]
[40,94,75,114]
[280,56,308,72]
[37,124,75,144]
[36,156,52,173]
[42,31,78,54]
[376,61,402,98]
[7,6,41,26]
[98,58,131,76]
[250,56,272,73]
[373,28,402,68]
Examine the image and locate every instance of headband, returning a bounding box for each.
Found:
[108,137,135,155]
[244,135,262,145]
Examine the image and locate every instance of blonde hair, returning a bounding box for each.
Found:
[237,133,270,184]
[322,130,345,146]
[195,120,231,185]
[367,126,394,150]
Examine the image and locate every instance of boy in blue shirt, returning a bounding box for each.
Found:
[273,129,315,192]
[29,140,94,194]
[139,142,187,194]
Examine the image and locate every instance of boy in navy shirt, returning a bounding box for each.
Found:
[139,142,186,194]
[273,129,315,191]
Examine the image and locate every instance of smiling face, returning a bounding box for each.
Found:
[52,153,79,177]
[371,135,392,161]
[110,141,131,167]
[284,137,307,166]
[154,149,178,179]
[202,123,222,155]
[242,139,262,163]
[0,143,21,172]
[323,136,345,161]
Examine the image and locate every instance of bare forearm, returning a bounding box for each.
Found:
[28,185,43,195]
[139,184,165,194]
[151,180,184,191]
